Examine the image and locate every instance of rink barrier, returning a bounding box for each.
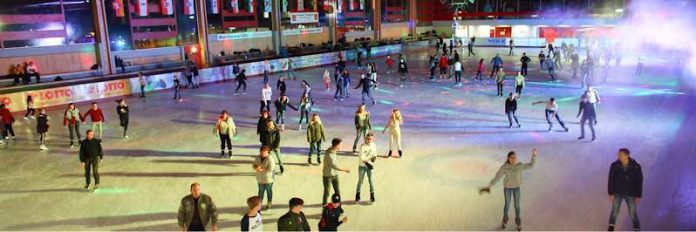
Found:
[0,44,403,113]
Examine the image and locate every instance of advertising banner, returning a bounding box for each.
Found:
[290,12,319,24]
[248,0,254,13]
[136,0,149,16]
[297,0,304,11]
[183,0,196,15]
[282,27,323,36]
[113,0,125,17]
[216,31,272,40]
[264,0,272,12]
[161,0,174,15]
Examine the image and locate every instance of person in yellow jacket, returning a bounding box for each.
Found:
[213,110,236,158]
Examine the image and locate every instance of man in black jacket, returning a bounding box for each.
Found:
[505,93,520,128]
[277,197,310,231]
[520,53,531,76]
[79,130,103,191]
[607,148,643,231]
[354,74,377,105]
[319,194,347,231]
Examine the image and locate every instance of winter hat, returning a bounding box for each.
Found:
[331,193,341,203]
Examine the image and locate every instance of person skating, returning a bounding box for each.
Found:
[24,95,35,120]
[257,110,271,140]
[173,78,183,102]
[260,121,284,174]
[584,85,601,125]
[184,65,194,89]
[553,49,562,69]
[505,93,521,128]
[334,72,345,101]
[385,55,394,74]
[36,108,49,151]
[323,70,331,92]
[489,54,503,79]
[453,60,463,86]
[538,51,546,70]
[214,110,236,158]
[277,197,311,231]
[570,53,580,80]
[79,130,103,191]
[439,54,449,80]
[177,182,219,231]
[495,67,506,97]
[318,193,348,231]
[253,146,277,210]
[241,196,263,232]
[275,94,298,131]
[235,69,248,95]
[190,64,200,88]
[508,39,515,56]
[322,138,351,205]
[532,98,569,132]
[341,69,351,98]
[277,76,288,96]
[262,60,271,83]
[354,74,377,105]
[382,108,403,158]
[514,72,525,95]
[286,58,296,80]
[480,148,538,231]
[0,104,16,140]
[63,103,82,147]
[138,72,147,98]
[298,92,312,131]
[369,62,379,89]
[546,59,557,81]
[355,132,377,203]
[607,148,643,231]
[475,59,484,81]
[301,80,314,105]
[467,40,476,56]
[260,83,272,113]
[577,95,597,141]
[352,105,372,153]
[116,99,129,139]
[398,57,408,87]
[307,114,326,165]
[81,102,106,140]
[428,55,437,80]
[519,53,531,76]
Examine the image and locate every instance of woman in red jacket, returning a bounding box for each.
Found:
[438,55,449,79]
[475,59,485,81]
[0,104,16,140]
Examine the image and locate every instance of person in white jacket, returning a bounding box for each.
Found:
[260,83,272,113]
[214,110,236,158]
[382,108,403,158]
[355,132,377,203]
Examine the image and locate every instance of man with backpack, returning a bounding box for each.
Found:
[318,194,347,231]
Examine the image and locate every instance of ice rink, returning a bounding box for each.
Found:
[1,46,695,230]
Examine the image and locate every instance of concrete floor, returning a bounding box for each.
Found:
[0,47,695,231]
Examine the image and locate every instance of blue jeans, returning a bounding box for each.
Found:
[353,127,368,150]
[356,166,374,193]
[258,183,274,203]
[361,90,375,104]
[263,70,269,83]
[299,108,310,125]
[308,141,322,158]
[580,115,596,138]
[275,111,285,125]
[545,110,567,129]
[503,187,521,224]
[609,195,640,229]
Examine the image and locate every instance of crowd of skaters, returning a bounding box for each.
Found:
[0,42,645,231]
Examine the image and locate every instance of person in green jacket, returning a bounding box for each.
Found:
[277,197,311,231]
[352,104,371,153]
[495,67,506,97]
[177,182,219,231]
[323,138,351,205]
[306,114,326,165]
[261,120,284,174]
[514,71,525,95]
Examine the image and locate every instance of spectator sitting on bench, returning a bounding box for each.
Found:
[10,64,23,86]
[25,61,41,84]
[115,56,126,73]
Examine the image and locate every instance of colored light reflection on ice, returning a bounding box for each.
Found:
[378,100,394,105]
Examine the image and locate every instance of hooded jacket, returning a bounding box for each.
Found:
[608,158,643,197]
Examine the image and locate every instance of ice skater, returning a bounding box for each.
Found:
[398,57,408,87]
[495,67,506,97]
[177,183,219,231]
[24,95,35,120]
[532,98,569,132]
[0,104,16,140]
[479,148,537,231]
[508,39,515,56]
[475,59,484,81]
[306,114,325,165]
[323,70,331,92]
[514,72,525,95]
[319,193,348,231]
[355,74,377,105]
[355,132,377,203]
[116,99,129,139]
[262,60,271,83]
[505,93,521,128]
[63,103,82,147]
[82,102,106,139]
[607,148,643,231]
[173,78,183,101]
[252,146,276,210]
[334,72,345,101]
[577,95,597,141]
[298,92,312,131]
[214,110,236,158]
[138,72,147,98]
[277,76,287,96]
[439,54,449,79]
[285,58,296,80]
[490,54,503,79]
[79,129,103,191]
[256,110,271,138]
[260,83,272,113]
[235,69,248,95]
[352,104,372,153]
[570,53,580,80]
[583,86,601,125]
[341,69,351,98]
[277,198,311,231]
[519,53,530,76]
[274,94,297,131]
[538,51,546,70]
[382,108,403,158]
[546,59,557,81]
[453,60,463,86]
[260,120,284,174]
[322,138,351,205]
[36,108,49,151]
[467,40,476,56]
[369,62,379,89]
[385,55,394,74]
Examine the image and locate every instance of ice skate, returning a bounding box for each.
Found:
[355,192,361,202]
[370,192,375,203]
[227,151,232,159]
[84,184,89,190]
[387,150,392,158]
[307,157,312,165]
[316,156,321,164]
[398,150,403,158]
[39,144,48,151]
